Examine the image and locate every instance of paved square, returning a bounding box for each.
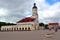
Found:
[0,30,60,40]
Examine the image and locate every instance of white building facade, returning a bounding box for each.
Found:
[1,3,39,31]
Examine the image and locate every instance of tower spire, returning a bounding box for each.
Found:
[34,3,36,6]
[33,3,37,9]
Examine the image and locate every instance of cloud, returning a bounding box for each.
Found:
[0,0,34,23]
[36,0,60,24]
[0,0,60,24]
[0,8,8,16]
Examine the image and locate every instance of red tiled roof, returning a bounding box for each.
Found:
[17,17,35,23]
[48,23,59,25]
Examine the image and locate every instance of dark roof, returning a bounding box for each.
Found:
[17,17,35,23]
[33,3,37,9]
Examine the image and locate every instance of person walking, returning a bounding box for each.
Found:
[55,26,58,32]
[55,27,58,32]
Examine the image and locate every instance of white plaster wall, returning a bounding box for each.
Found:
[1,24,35,31]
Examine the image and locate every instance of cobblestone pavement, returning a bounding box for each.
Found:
[0,29,60,40]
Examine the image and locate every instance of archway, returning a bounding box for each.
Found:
[17,28,18,31]
[19,28,21,31]
[28,27,30,31]
[7,28,8,31]
[22,28,24,31]
[25,28,27,31]
[14,28,16,31]
[12,28,13,31]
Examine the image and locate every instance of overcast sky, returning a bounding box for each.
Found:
[0,0,60,24]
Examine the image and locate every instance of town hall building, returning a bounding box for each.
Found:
[1,3,39,31]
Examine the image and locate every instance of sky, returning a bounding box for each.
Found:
[0,0,60,24]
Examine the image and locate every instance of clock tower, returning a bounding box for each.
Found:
[32,3,38,18]
[32,3,39,30]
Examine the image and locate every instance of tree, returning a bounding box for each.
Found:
[0,22,6,31]
[0,22,6,26]
[39,23,44,26]
[0,22,16,26]
[44,24,49,29]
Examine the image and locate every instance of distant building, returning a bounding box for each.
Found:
[1,3,39,31]
[58,25,60,29]
[48,22,59,29]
